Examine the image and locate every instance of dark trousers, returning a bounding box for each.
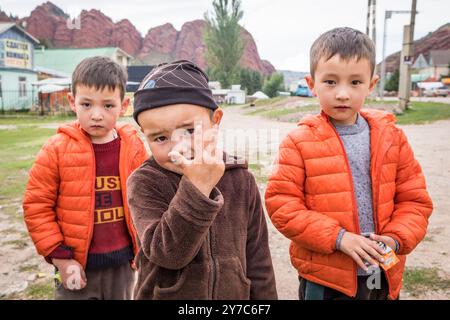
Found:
[298,272,390,300]
[55,263,135,300]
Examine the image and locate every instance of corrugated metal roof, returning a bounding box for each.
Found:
[34,47,129,74]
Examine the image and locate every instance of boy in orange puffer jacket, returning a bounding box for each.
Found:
[23,57,148,299]
[265,27,433,300]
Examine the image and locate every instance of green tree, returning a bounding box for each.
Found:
[239,69,263,94]
[263,73,284,98]
[204,0,245,89]
[385,69,399,92]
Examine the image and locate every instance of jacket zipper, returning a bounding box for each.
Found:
[371,126,388,235]
[85,139,96,269]
[326,118,361,297]
[371,126,394,298]
[119,141,138,254]
[207,230,216,299]
[326,121,361,235]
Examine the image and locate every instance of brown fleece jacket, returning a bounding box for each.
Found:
[127,153,277,300]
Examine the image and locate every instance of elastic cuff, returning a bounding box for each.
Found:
[335,228,347,250]
[46,244,74,263]
[382,233,402,254]
[393,239,400,254]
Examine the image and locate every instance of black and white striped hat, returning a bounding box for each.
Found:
[133,60,218,123]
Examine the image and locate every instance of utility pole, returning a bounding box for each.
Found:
[371,0,377,48]
[366,0,377,46]
[398,0,418,111]
[379,10,411,99]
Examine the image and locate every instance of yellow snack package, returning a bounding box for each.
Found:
[378,241,399,271]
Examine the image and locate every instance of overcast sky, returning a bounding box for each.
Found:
[2,0,449,72]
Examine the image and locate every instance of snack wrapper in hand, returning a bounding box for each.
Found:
[377,241,399,271]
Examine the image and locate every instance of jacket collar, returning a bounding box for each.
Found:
[57,120,137,143]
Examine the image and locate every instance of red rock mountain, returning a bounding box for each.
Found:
[380,23,450,73]
[16,1,275,74]
[0,10,13,23]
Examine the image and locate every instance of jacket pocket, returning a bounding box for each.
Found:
[215,257,251,300]
[291,243,313,274]
[153,263,209,300]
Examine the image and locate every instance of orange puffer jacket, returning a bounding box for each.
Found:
[265,109,433,299]
[23,122,148,268]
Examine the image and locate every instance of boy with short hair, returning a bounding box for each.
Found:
[23,56,148,299]
[265,27,433,300]
[127,60,277,300]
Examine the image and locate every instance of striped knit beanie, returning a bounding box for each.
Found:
[133,60,218,123]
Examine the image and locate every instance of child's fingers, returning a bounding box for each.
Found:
[349,251,368,271]
[193,123,203,162]
[80,278,87,289]
[367,239,387,256]
[364,244,385,263]
[168,151,192,168]
[80,268,87,283]
[369,233,386,246]
[356,249,376,270]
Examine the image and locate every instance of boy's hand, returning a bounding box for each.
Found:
[168,124,225,198]
[369,233,397,252]
[52,258,87,290]
[338,232,386,271]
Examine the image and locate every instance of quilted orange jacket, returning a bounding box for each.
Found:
[265,109,433,299]
[23,121,148,268]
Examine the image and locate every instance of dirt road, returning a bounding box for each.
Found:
[220,105,450,299]
[1,105,449,299]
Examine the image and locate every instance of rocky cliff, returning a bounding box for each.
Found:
[17,1,275,74]
[380,23,450,73]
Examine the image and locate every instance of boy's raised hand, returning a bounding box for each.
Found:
[168,123,225,198]
[52,258,87,290]
[338,232,387,271]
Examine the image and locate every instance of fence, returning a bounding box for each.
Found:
[0,89,72,115]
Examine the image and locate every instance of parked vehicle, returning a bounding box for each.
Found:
[423,85,449,97]
[294,84,313,97]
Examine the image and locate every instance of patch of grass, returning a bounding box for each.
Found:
[243,97,287,109]
[18,264,39,273]
[248,163,269,185]
[218,103,248,109]
[403,267,450,296]
[264,105,320,119]
[246,104,320,119]
[248,163,264,171]
[4,239,28,249]
[1,204,23,223]
[0,126,56,200]
[396,102,450,125]
[0,114,74,126]
[366,99,398,105]
[20,231,30,239]
[245,106,272,116]
[1,227,19,235]
[25,279,54,300]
